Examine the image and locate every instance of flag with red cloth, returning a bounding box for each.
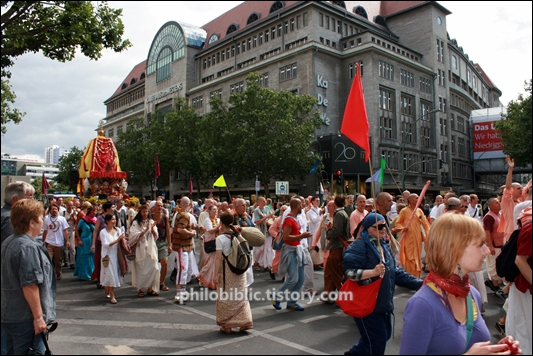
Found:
[41,173,50,196]
[341,62,370,162]
[155,154,160,179]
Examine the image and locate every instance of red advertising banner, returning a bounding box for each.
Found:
[472,121,502,152]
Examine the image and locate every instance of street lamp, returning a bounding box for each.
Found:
[400,108,441,190]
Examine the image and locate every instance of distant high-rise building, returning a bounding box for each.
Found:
[44,145,69,164]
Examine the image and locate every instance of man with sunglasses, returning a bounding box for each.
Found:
[394,194,431,278]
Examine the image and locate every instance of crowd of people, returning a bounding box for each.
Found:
[1,153,531,354]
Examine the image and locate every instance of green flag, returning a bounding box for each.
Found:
[379,157,386,185]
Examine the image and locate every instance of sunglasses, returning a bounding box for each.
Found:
[372,224,386,230]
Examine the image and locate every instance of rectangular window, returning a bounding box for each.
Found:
[325,16,329,29]
[452,55,458,69]
[401,95,416,144]
[379,88,396,140]
[303,12,307,26]
[259,34,263,45]
[265,30,269,42]
[400,69,414,87]
[436,39,444,63]
[379,61,394,81]
[272,27,276,39]
[290,18,295,31]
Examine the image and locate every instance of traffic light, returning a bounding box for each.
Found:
[335,169,343,185]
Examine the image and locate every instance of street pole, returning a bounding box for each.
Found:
[400,108,441,190]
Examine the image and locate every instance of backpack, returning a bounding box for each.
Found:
[496,221,530,282]
[272,216,297,250]
[223,232,252,275]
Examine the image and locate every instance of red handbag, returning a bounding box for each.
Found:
[337,277,383,318]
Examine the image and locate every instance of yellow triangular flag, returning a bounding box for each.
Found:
[213,174,227,188]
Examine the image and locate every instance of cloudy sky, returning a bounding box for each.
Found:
[2,1,531,162]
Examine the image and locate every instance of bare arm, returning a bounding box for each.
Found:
[42,230,48,244]
[282,223,311,242]
[485,229,495,255]
[505,155,514,190]
[91,219,101,250]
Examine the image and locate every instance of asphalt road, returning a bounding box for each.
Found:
[48,253,506,355]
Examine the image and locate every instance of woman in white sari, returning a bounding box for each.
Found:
[128,205,160,297]
[198,205,219,289]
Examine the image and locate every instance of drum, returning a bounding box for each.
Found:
[240,227,265,247]
[266,218,274,227]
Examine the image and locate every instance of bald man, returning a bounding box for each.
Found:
[394,194,431,278]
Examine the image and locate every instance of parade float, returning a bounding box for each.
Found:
[78,122,128,199]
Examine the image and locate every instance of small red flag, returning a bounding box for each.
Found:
[155,154,160,179]
[41,173,50,196]
[341,63,370,162]
[189,179,193,196]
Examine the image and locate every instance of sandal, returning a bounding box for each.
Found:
[110,298,117,304]
[138,290,145,298]
[239,326,252,332]
[160,285,169,291]
[147,290,159,296]
[219,327,233,334]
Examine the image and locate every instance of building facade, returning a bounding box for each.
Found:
[44,145,70,165]
[102,1,502,200]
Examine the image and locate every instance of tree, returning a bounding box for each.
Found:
[163,98,205,199]
[115,116,162,197]
[1,79,25,134]
[204,72,322,197]
[495,79,532,167]
[1,1,131,133]
[55,146,84,191]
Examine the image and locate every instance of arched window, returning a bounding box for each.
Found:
[140,72,145,80]
[270,1,284,14]
[130,78,137,85]
[247,12,260,25]
[332,1,346,9]
[353,6,368,19]
[121,83,128,90]
[156,47,173,83]
[227,24,239,35]
[146,22,186,79]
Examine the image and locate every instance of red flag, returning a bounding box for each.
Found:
[189,179,193,196]
[41,173,50,196]
[341,63,370,162]
[155,154,160,179]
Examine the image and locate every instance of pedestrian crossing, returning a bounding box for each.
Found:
[49,265,420,355]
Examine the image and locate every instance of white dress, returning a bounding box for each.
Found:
[130,220,160,292]
[99,228,122,288]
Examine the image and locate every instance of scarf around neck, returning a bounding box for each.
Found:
[424,270,470,298]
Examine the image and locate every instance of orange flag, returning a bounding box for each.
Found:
[341,62,370,162]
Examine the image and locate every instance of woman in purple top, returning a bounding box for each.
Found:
[400,214,522,355]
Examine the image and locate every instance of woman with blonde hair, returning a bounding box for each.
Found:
[400,213,521,354]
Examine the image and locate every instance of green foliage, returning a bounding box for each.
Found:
[1,79,25,134]
[55,146,84,190]
[1,1,131,133]
[202,72,322,196]
[31,177,43,201]
[115,116,160,190]
[495,80,532,167]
